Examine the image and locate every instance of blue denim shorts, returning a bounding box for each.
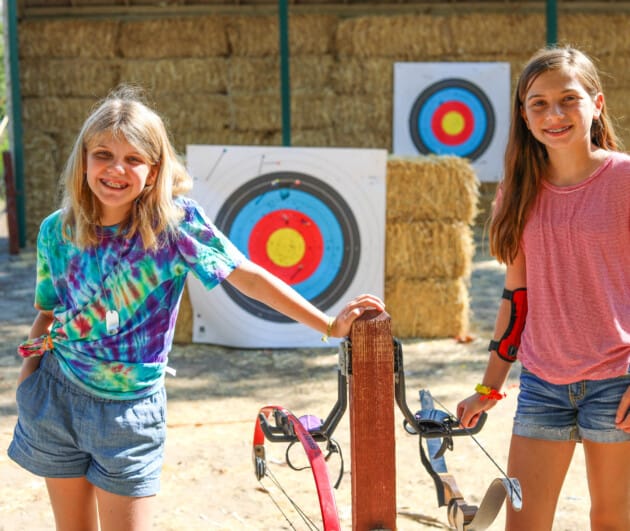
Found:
[8,353,167,497]
[513,367,630,443]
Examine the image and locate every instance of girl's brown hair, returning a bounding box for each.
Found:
[61,86,192,250]
[490,46,619,264]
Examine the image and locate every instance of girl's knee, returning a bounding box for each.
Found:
[589,509,630,531]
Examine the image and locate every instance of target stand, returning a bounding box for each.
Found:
[186,145,387,348]
[393,62,510,182]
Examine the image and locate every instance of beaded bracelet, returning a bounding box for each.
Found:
[320,316,335,343]
[475,383,506,401]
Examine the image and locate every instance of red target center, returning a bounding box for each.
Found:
[431,101,474,145]
[248,209,323,284]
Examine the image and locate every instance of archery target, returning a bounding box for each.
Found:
[185,145,387,348]
[393,62,510,182]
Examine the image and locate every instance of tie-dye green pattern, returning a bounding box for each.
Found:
[31,197,245,400]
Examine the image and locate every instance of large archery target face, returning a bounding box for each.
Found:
[215,172,361,323]
[393,62,510,182]
[185,146,387,348]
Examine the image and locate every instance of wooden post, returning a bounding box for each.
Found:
[349,310,396,531]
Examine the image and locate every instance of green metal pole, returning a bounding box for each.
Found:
[278,0,291,146]
[546,0,558,46]
[6,0,26,247]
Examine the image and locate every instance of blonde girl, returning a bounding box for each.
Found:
[8,86,384,531]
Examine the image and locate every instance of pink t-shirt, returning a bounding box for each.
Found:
[519,152,630,384]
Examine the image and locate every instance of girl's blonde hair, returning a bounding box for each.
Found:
[490,46,620,264]
[61,85,192,250]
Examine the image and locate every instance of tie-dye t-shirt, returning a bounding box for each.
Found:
[33,197,245,400]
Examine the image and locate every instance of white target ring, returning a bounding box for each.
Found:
[186,145,387,348]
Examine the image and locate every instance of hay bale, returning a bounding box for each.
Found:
[227,15,336,57]
[449,14,544,56]
[228,56,334,94]
[333,129,391,150]
[333,95,391,133]
[119,17,230,59]
[21,59,119,98]
[602,88,629,144]
[291,128,336,147]
[385,221,473,280]
[596,54,630,91]
[119,59,229,95]
[386,277,469,338]
[22,97,97,134]
[336,15,452,59]
[229,57,279,94]
[332,58,394,95]
[19,20,118,59]
[56,131,81,174]
[230,94,282,131]
[292,94,336,129]
[153,94,231,133]
[560,14,630,57]
[386,157,479,224]
[23,132,62,240]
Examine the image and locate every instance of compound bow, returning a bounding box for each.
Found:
[394,339,523,530]
[252,356,348,531]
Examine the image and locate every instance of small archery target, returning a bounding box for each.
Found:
[393,62,510,182]
[185,146,387,348]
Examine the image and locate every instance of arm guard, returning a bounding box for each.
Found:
[488,288,527,363]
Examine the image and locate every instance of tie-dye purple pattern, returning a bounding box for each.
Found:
[34,197,245,399]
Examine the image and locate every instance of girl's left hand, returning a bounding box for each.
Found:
[330,294,385,338]
[615,384,630,433]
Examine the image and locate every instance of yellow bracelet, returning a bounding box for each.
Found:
[475,383,492,395]
[475,383,506,400]
[320,316,335,343]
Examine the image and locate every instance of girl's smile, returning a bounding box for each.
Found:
[86,134,157,225]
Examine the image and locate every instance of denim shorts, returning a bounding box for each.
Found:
[513,367,630,443]
[8,352,167,497]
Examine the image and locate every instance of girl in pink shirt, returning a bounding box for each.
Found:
[458,47,630,530]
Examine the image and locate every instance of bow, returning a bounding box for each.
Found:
[394,339,523,530]
[252,362,348,530]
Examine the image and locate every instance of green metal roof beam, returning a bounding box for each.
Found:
[7,0,26,248]
[547,0,558,45]
[279,0,291,147]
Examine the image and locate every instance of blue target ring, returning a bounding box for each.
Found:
[230,191,343,300]
[215,172,361,322]
[409,78,495,160]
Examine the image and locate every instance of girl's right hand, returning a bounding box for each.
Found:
[457,392,499,429]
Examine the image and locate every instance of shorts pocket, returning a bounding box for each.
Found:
[15,359,43,397]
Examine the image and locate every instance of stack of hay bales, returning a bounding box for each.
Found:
[385,156,478,339]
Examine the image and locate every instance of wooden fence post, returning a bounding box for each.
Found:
[349,310,396,531]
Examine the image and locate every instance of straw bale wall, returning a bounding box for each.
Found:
[16,9,630,340]
[385,157,477,338]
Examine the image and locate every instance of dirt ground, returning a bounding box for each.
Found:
[0,206,590,530]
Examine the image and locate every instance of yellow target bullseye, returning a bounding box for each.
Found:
[266,228,306,267]
[442,110,465,136]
